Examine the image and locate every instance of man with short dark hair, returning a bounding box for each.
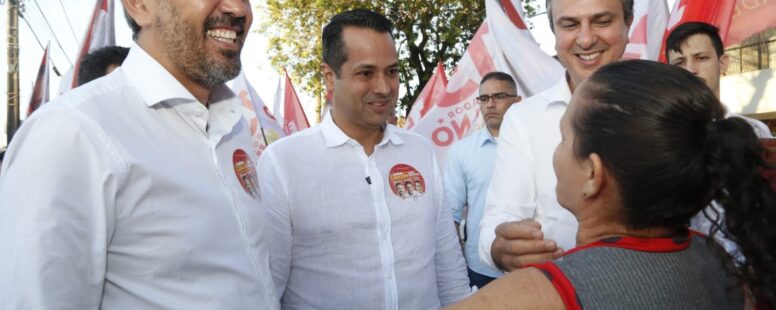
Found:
[260,9,470,309]
[480,0,634,273]
[77,46,130,86]
[445,71,520,288]
[666,22,771,137]
[0,0,279,308]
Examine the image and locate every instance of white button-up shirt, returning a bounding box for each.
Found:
[0,45,279,309]
[260,113,470,309]
[479,75,579,269]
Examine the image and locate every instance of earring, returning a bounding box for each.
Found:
[582,192,589,198]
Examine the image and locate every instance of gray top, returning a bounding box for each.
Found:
[550,234,743,310]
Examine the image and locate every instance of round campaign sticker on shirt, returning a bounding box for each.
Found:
[232,149,260,199]
[388,164,426,200]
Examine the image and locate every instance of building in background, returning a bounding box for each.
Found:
[721,27,776,132]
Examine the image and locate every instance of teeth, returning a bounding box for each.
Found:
[207,29,237,43]
[579,52,601,61]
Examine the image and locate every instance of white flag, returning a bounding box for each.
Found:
[623,0,669,60]
[231,72,285,157]
[410,0,562,165]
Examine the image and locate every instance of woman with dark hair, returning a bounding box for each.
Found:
[447,60,776,309]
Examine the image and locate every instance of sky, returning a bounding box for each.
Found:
[0,0,676,146]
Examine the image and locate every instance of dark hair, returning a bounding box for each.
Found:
[665,22,725,61]
[77,46,130,86]
[322,9,394,77]
[480,71,517,90]
[574,60,776,306]
[546,0,634,32]
[123,9,140,40]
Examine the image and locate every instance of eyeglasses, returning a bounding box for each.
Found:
[475,93,518,104]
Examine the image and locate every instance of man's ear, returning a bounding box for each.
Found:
[122,0,153,30]
[719,54,729,76]
[322,63,336,91]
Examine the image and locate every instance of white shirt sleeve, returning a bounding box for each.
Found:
[432,154,471,305]
[478,108,538,269]
[0,109,122,309]
[257,149,293,299]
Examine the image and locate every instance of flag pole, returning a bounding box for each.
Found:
[6,0,21,144]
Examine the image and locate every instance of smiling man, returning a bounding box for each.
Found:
[0,0,278,308]
[259,9,470,309]
[479,0,633,273]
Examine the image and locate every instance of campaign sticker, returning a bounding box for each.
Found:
[388,164,426,200]
[233,149,260,199]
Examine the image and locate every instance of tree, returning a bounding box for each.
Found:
[258,0,538,119]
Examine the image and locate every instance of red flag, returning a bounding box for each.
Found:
[27,44,51,117]
[405,62,448,129]
[58,0,115,93]
[726,1,776,46]
[622,0,669,60]
[280,70,310,135]
[659,0,736,63]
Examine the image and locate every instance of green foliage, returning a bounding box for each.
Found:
[258,0,537,117]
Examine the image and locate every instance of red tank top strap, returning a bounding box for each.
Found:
[564,231,695,256]
[528,262,582,310]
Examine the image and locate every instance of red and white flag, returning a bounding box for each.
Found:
[623,0,669,60]
[274,70,310,135]
[726,1,776,46]
[405,62,448,129]
[409,0,562,164]
[231,72,285,157]
[659,0,736,62]
[58,0,115,93]
[27,43,51,117]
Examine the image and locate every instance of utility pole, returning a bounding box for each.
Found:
[6,0,21,144]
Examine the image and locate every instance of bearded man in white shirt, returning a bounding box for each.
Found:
[259,9,470,310]
[0,0,279,309]
[479,0,633,272]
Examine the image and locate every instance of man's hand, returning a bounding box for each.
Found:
[490,220,564,272]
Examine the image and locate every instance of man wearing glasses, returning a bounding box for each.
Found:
[444,72,521,288]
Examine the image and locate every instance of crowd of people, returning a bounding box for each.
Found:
[1,0,775,309]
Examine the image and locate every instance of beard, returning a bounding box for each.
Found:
[154,3,244,87]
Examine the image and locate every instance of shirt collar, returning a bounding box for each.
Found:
[120,44,200,106]
[320,111,404,148]
[478,128,496,146]
[541,72,574,110]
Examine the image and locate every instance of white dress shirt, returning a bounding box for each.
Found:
[0,45,279,309]
[479,75,578,269]
[260,113,470,309]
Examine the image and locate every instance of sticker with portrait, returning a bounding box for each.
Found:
[388,164,426,201]
[233,149,260,199]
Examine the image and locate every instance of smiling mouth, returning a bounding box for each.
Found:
[577,52,602,61]
[207,29,239,44]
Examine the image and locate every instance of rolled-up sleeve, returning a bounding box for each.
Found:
[0,108,123,309]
